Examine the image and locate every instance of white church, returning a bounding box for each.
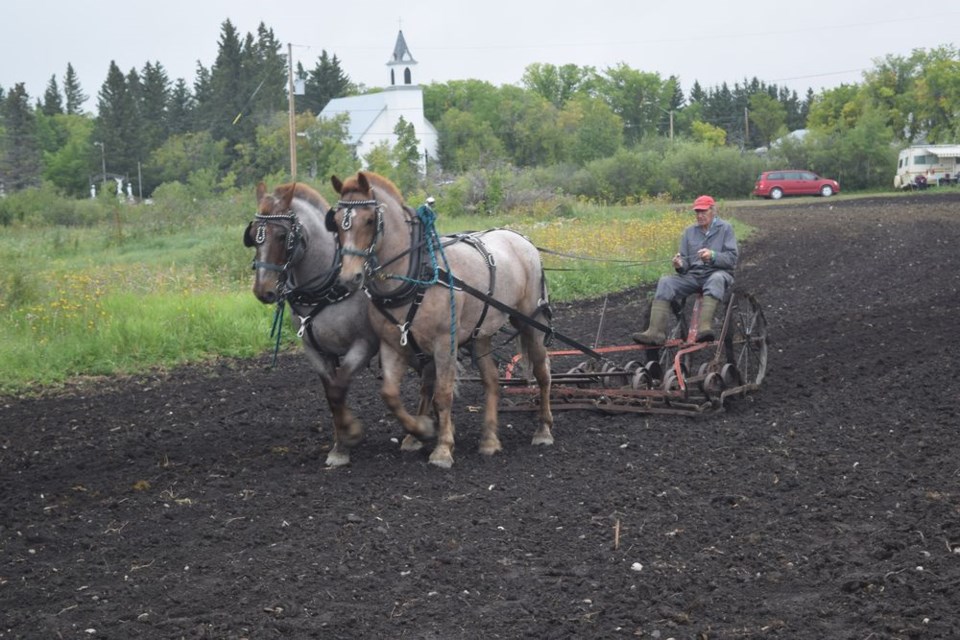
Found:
[319,30,439,170]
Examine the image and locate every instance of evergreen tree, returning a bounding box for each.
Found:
[248,22,287,120]
[63,63,88,115]
[94,61,140,182]
[139,61,172,154]
[196,20,246,146]
[0,83,42,191]
[167,78,195,135]
[303,50,351,115]
[42,75,64,116]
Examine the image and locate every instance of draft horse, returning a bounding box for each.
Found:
[244,182,379,467]
[327,171,554,468]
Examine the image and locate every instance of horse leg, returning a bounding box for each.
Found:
[379,347,436,450]
[323,374,357,467]
[427,353,458,469]
[521,328,554,445]
[304,348,365,468]
[401,361,436,452]
[475,337,503,456]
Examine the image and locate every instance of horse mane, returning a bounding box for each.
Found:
[340,172,404,203]
[273,182,329,210]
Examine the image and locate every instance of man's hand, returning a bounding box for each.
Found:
[697,248,714,263]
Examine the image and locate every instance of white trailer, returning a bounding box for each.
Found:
[894,144,960,189]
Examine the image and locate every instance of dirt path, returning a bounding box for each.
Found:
[3,193,960,639]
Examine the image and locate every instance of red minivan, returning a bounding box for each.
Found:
[753,170,840,199]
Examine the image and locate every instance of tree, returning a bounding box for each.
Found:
[195,20,247,149]
[690,120,726,147]
[391,116,422,193]
[806,84,863,133]
[94,61,140,181]
[521,63,597,108]
[139,61,172,154]
[297,112,358,181]
[558,95,623,164]
[301,50,352,114]
[436,108,506,172]
[41,75,63,116]
[167,78,195,135]
[40,114,95,196]
[146,130,228,189]
[0,83,42,191]
[494,85,564,167]
[597,64,667,144]
[748,93,787,147]
[63,63,88,115]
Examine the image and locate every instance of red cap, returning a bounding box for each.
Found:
[693,195,715,211]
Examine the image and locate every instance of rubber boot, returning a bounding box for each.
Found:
[631,299,672,345]
[696,295,720,342]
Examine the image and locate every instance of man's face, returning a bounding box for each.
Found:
[694,206,714,228]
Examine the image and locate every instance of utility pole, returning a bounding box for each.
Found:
[287,42,298,180]
[668,110,674,142]
[744,107,750,147]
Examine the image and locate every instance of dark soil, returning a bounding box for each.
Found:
[3,193,960,640]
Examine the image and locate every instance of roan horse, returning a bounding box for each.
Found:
[327,171,554,468]
[244,182,379,467]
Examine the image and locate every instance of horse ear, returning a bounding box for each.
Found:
[357,172,371,194]
[331,175,343,195]
[256,182,267,202]
[243,221,256,247]
[281,183,295,211]
[324,207,338,233]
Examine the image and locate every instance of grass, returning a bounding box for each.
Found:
[0,196,751,394]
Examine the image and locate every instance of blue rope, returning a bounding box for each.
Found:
[388,204,457,355]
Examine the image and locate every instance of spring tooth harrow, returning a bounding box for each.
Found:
[499,291,768,416]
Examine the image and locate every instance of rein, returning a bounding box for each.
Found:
[335,197,459,357]
[250,208,353,366]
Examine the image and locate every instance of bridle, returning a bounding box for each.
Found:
[333,198,386,265]
[249,211,305,276]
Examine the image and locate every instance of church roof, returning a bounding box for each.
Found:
[319,93,388,145]
[388,29,416,65]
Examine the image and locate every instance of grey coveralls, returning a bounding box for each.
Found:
[653,217,738,302]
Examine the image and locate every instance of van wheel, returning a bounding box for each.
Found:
[820,185,834,197]
[769,187,783,200]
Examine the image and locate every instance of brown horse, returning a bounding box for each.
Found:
[327,171,554,468]
[244,182,379,466]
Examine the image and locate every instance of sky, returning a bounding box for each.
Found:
[3,0,959,112]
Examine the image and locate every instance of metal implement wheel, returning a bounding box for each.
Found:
[723,292,768,387]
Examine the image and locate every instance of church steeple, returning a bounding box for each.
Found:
[387,29,417,86]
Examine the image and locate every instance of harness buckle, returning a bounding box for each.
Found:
[297,315,310,338]
[399,322,410,347]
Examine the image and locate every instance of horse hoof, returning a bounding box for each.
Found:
[400,434,424,451]
[325,450,350,467]
[428,451,454,469]
[531,430,554,446]
[479,437,503,456]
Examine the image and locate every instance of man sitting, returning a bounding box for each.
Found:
[632,195,738,345]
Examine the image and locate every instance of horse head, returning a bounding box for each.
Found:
[245,182,307,304]
[329,171,403,293]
